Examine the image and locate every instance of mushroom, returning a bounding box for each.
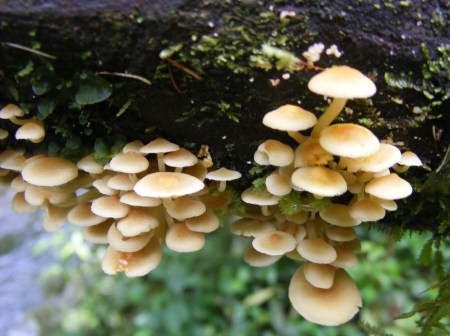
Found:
[291,166,347,197]
[296,238,337,264]
[288,266,362,326]
[254,140,294,167]
[230,218,276,237]
[303,262,336,289]
[107,223,154,252]
[0,128,9,140]
[241,188,281,216]
[0,103,27,125]
[91,195,131,219]
[308,65,376,138]
[163,148,198,173]
[15,119,45,143]
[252,230,297,256]
[185,209,220,233]
[109,151,149,184]
[21,156,78,187]
[294,137,333,167]
[243,246,282,267]
[319,204,361,227]
[165,223,205,253]
[139,137,180,172]
[206,167,242,192]
[77,154,105,175]
[365,173,413,200]
[262,104,317,143]
[393,151,423,173]
[265,172,292,196]
[346,143,401,173]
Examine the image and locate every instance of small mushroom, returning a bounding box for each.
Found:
[206,167,241,192]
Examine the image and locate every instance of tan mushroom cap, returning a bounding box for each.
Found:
[325,226,357,242]
[0,103,24,119]
[139,137,180,154]
[265,173,292,196]
[308,65,376,99]
[206,167,241,181]
[24,185,74,206]
[244,246,282,267]
[83,219,113,244]
[122,140,145,153]
[297,238,337,264]
[262,104,317,131]
[0,128,8,140]
[372,197,398,211]
[11,192,39,214]
[349,198,386,222]
[92,175,119,195]
[109,151,149,174]
[331,246,358,268]
[107,173,135,191]
[347,143,401,173]
[15,120,45,143]
[107,223,154,252]
[185,209,220,233]
[365,173,413,200]
[319,204,361,227]
[291,166,347,197]
[22,157,78,187]
[91,195,130,219]
[256,140,294,167]
[165,223,205,253]
[294,138,333,167]
[42,204,69,232]
[289,266,362,326]
[10,175,28,192]
[398,151,422,166]
[77,154,104,175]
[163,148,198,169]
[117,207,159,237]
[241,188,281,206]
[134,172,204,198]
[165,196,206,220]
[183,163,208,181]
[303,262,336,289]
[102,238,162,277]
[319,123,380,158]
[119,191,162,207]
[230,218,276,237]
[68,202,106,226]
[252,230,297,256]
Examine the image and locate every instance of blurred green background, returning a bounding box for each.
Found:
[27,221,446,336]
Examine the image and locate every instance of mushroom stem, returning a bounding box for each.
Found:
[311,98,348,138]
[174,167,183,173]
[162,198,174,227]
[157,153,166,172]
[128,173,138,185]
[261,205,270,216]
[392,164,409,173]
[338,157,348,170]
[218,181,226,192]
[305,220,317,239]
[10,117,30,126]
[287,131,307,144]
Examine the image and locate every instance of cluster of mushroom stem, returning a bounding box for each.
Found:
[233,65,422,326]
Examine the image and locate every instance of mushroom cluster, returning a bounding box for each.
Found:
[0,134,240,277]
[232,65,422,326]
[0,104,46,143]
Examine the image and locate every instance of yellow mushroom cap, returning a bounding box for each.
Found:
[185,209,220,233]
[22,157,78,187]
[252,230,297,256]
[365,173,413,200]
[119,191,162,207]
[165,196,206,220]
[325,226,357,242]
[116,207,159,237]
[91,195,130,219]
[11,192,39,214]
[244,246,282,267]
[134,172,204,198]
[289,266,362,326]
[68,202,106,226]
[139,137,180,154]
[165,223,205,253]
[349,198,386,221]
[15,120,45,143]
[102,238,162,277]
[308,65,376,99]
[42,204,69,232]
[319,204,361,227]
[92,175,119,195]
[107,223,153,252]
[0,103,24,119]
[330,246,358,268]
[297,238,337,264]
[230,218,276,237]
[122,140,145,153]
[319,123,380,158]
[265,172,292,196]
[163,148,198,168]
[398,151,422,166]
[294,138,333,167]
[109,151,149,174]
[291,166,347,197]
[303,262,336,289]
[241,188,281,206]
[77,154,104,174]
[107,173,135,191]
[263,104,317,131]
[346,143,401,173]
[83,220,113,244]
[206,167,242,182]
[256,140,294,167]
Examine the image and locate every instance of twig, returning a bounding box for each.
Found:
[167,62,186,94]
[2,42,57,60]
[164,57,204,81]
[96,72,152,86]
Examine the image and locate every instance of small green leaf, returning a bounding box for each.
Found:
[419,238,433,265]
[37,99,56,119]
[7,85,19,101]
[75,74,112,105]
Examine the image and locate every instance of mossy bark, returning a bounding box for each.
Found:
[0,0,448,234]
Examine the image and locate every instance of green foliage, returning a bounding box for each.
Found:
[75,73,112,106]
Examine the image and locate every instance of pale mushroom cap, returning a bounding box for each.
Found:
[291,167,347,197]
[297,238,337,264]
[107,223,153,252]
[303,262,336,289]
[11,192,39,214]
[109,152,149,174]
[134,172,204,198]
[165,196,206,220]
[330,246,358,269]
[319,123,380,158]
[294,138,333,167]
[289,266,362,326]
[83,220,113,244]
[122,140,145,153]
[257,140,294,167]
[319,204,361,227]
[183,163,208,181]
[252,230,297,256]
[307,65,376,99]
[107,173,135,191]
[372,197,398,211]
[15,120,45,143]
[139,137,180,154]
[102,238,162,277]
[117,207,159,237]
[163,148,198,168]
[263,104,317,131]
[24,184,74,206]
[10,175,28,192]
[244,246,282,267]
[91,195,130,219]
[365,173,413,200]
[325,226,357,242]
[185,209,220,233]
[265,173,292,196]
[42,204,69,232]
[0,103,24,119]
[347,143,401,173]
[92,175,119,195]
[119,191,162,207]
[398,151,422,166]
[241,188,281,206]
[165,223,205,253]
[77,154,104,174]
[230,218,276,237]
[206,167,242,181]
[68,202,106,226]
[22,157,78,187]
[349,198,386,221]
